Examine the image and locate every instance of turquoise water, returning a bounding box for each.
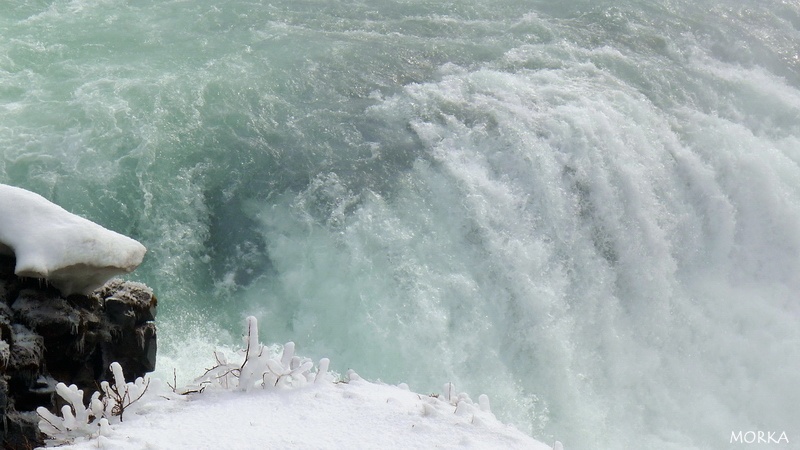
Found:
[2,1,799,448]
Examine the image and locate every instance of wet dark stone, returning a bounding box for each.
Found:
[2,411,43,450]
[0,255,157,449]
[98,280,158,379]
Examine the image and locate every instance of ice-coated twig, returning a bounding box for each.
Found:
[315,358,331,384]
[37,363,152,443]
[188,316,332,393]
[104,362,150,422]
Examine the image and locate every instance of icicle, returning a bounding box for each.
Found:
[443,382,455,403]
[91,393,104,419]
[60,405,77,430]
[266,359,284,375]
[244,316,260,361]
[110,362,127,395]
[281,342,295,368]
[478,394,491,412]
[315,358,330,384]
[36,406,67,434]
[454,400,474,417]
[98,418,111,436]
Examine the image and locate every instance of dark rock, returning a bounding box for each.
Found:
[95,279,158,380]
[7,325,44,396]
[3,411,44,450]
[96,279,157,324]
[12,290,82,340]
[0,255,157,448]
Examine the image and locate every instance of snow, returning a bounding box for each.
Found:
[0,184,146,295]
[38,316,559,450]
[47,377,554,450]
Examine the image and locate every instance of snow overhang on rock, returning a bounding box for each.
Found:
[0,184,147,295]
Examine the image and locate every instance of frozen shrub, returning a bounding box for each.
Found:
[37,362,150,444]
[188,316,331,392]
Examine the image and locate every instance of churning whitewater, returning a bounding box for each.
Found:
[1,0,798,448]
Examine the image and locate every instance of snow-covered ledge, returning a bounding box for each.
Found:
[0,184,146,295]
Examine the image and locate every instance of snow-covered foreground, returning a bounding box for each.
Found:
[39,317,557,450]
[49,376,553,450]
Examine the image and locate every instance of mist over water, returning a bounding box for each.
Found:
[2,0,799,448]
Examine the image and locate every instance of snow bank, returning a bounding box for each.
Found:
[47,376,554,450]
[0,184,146,295]
[39,317,559,450]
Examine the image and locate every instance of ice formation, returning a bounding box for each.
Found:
[0,184,146,295]
[38,317,557,450]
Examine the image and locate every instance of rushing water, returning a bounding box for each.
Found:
[2,0,799,448]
